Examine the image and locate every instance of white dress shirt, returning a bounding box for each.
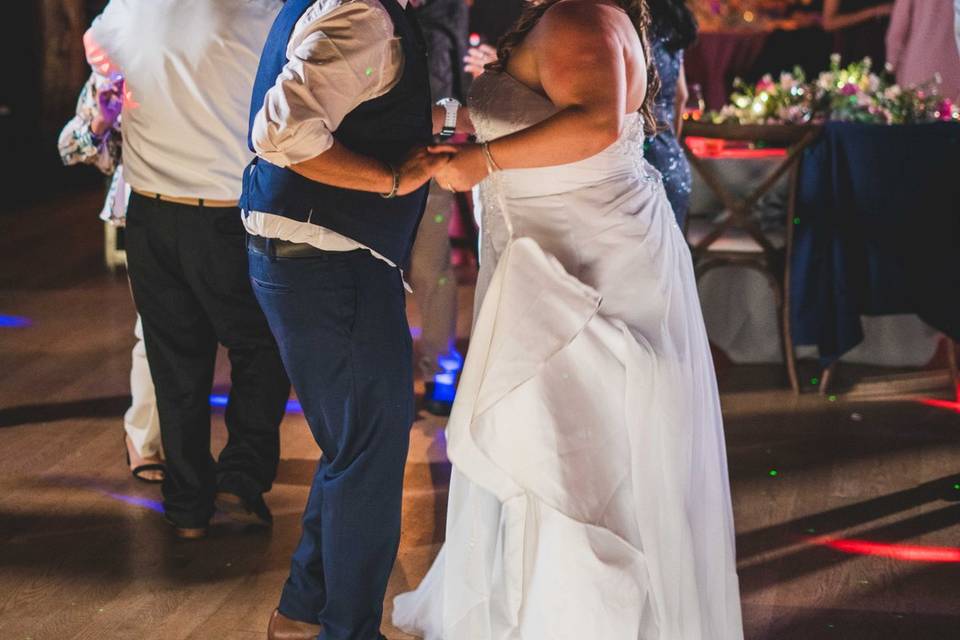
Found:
[243,0,410,266]
[86,0,282,200]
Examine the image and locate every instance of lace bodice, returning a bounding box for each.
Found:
[468,72,661,206]
[469,71,648,165]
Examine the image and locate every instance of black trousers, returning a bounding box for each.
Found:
[125,193,290,528]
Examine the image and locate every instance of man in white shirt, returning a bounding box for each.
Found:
[240,0,450,637]
[86,0,291,539]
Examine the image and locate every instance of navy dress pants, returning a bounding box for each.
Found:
[248,243,414,640]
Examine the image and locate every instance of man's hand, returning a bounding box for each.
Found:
[464,44,497,79]
[397,145,455,196]
[289,140,452,195]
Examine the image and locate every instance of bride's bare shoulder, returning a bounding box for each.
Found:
[533,0,628,44]
[538,0,626,29]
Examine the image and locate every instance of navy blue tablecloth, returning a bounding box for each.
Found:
[791,121,960,364]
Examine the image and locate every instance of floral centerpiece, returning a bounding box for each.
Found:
[709,56,960,125]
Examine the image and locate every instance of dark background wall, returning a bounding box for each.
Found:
[1,0,109,208]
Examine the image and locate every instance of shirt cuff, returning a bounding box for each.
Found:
[252,108,335,168]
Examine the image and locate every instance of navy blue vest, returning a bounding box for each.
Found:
[240,0,433,266]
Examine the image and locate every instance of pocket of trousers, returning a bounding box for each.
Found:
[250,276,292,295]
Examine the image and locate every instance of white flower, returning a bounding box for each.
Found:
[883,85,902,100]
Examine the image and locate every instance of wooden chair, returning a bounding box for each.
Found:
[103,223,126,274]
[681,121,822,394]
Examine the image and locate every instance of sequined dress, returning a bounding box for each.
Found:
[392,70,743,640]
[644,29,692,227]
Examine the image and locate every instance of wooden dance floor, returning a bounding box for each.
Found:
[1,187,959,639]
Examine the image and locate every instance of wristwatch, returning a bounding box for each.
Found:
[436,98,460,139]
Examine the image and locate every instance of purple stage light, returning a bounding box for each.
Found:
[432,372,457,402]
[438,350,463,374]
[103,492,164,513]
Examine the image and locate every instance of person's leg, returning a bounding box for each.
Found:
[410,183,458,382]
[125,194,219,529]
[250,248,414,640]
[183,207,290,507]
[124,314,163,460]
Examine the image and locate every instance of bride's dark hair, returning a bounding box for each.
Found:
[488,0,661,134]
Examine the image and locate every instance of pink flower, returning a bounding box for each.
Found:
[937,99,955,121]
[756,75,776,92]
[840,83,859,96]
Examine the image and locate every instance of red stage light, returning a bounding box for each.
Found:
[916,384,960,413]
[806,536,960,563]
[82,32,139,109]
[916,397,960,413]
[685,137,788,160]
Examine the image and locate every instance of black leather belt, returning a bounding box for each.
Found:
[246,235,359,259]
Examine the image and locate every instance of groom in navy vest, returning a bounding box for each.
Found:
[240,0,450,637]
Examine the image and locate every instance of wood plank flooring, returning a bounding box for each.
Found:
[1,187,958,639]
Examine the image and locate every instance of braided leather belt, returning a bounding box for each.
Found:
[132,189,239,208]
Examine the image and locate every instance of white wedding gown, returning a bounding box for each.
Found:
[393,71,743,639]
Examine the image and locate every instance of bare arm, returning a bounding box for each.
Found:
[884,0,912,71]
[484,2,629,170]
[251,3,450,197]
[956,0,960,58]
[464,44,497,78]
[822,0,893,31]
[433,1,639,191]
[58,74,122,175]
[290,140,449,197]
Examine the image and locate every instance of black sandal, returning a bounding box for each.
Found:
[124,434,166,484]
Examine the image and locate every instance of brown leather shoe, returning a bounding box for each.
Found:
[266,609,322,640]
[164,514,209,540]
[172,526,208,540]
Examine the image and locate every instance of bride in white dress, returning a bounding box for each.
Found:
[395,0,743,637]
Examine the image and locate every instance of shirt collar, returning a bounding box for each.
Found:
[396,0,409,8]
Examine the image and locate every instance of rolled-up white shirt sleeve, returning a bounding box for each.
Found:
[251,0,403,167]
